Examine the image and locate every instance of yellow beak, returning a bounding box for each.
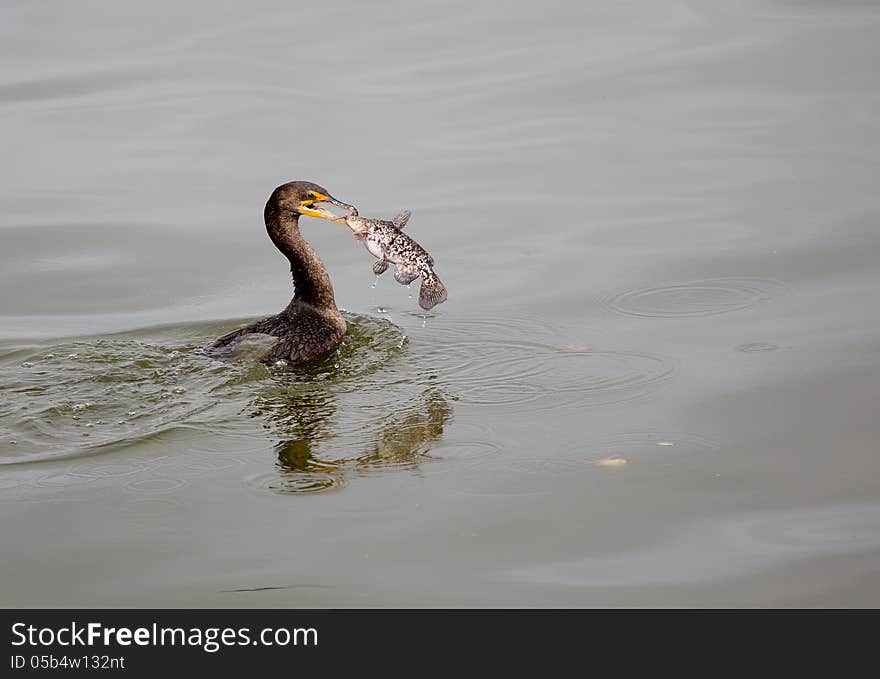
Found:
[299,193,356,220]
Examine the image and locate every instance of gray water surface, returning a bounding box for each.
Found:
[2,1,880,607]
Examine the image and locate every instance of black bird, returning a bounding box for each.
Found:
[209,181,356,366]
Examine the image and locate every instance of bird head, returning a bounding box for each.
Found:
[272,181,356,220]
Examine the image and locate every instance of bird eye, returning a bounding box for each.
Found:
[307,192,317,201]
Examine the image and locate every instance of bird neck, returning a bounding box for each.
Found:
[264,205,337,310]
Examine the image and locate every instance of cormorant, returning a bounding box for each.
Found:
[209,181,356,365]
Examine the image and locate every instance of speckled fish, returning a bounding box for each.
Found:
[337,210,448,310]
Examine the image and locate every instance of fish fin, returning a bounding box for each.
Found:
[392,210,411,229]
[419,273,448,310]
[394,266,420,285]
[372,259,389,275]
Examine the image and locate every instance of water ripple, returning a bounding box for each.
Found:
[2,309,678,495]
[0,313,406,467]
[122,476,191,495]
[244,467,345,495]
[603,277,786,318]
[418,341,674,412]
[736,342,780,352]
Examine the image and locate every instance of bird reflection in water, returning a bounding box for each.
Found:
[248,385,453,493]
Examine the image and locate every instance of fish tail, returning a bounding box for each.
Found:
[418,271,448,310]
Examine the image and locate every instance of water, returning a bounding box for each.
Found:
[2,0,880,607]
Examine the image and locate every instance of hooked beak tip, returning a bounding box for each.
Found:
[327,196,357,215]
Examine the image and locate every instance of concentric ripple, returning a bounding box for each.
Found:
[603,278,786,318]
[394,312,675,413]
[122,476,190,494]
[416,341,674,412]
[244,463,346,495]
[736,342,780,353]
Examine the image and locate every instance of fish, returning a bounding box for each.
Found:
[336,210,448,310]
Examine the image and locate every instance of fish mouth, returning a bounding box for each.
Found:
[300,195,358,221]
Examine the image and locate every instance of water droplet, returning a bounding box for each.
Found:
[371,277,378,289]
[9,440,16,445]
[84,423,94,428]
[171,386,186,394]
[67,353,79,359]
[44,353,55,359]
[377,307,388,313]
[21,362,33,368]
[126,411,137,416]
[656,441,675,447]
